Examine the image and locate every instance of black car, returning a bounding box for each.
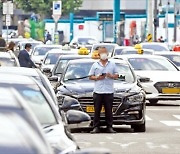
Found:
[56,59,146,132]
[0,88,53,154]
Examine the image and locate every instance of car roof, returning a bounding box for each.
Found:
[141,42,167,45]
[0,74,36,84]
[122,48,154,52]
[0,67,39,77]
[59,54,91,59]
[68,58,128,65]
[114,54,167,60]
[34,44,62,48]
[47,49,77,54]
[0,52,12,58]
[0,88,22,108]
[155,52,180,55]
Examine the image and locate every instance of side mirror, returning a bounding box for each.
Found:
[138,76,150,82]
[66,110,91,128]
[60,96,80,111]
[42,68,51,73]
[49,76,59,82]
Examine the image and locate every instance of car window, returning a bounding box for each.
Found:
[0,58,16,66]
[44,53,61,65]
[158,55,180,67]
[34,47,58,56]
[16,85,56,125]
[128,58,178,71]
[55,59,69,74]
[114,48,124,55]
[142,44,168,51]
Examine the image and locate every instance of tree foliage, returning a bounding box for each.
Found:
[14,0,83,16]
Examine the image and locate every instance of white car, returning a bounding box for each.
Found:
[114,55,180,104]
[31,44,62,64]
[120,48,154,55]
[91,43,119,57]
[70,36,99,49]
[41,49,77,73]
[140,42,169,52]
[154,52,180,69]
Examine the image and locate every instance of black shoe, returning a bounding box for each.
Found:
[106,127,116,133]
[90,127,100,134]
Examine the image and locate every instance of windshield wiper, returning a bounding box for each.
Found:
[64,76,90,81]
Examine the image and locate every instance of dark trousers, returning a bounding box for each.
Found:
[93,93,113,128]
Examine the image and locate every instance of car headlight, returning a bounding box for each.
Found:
[128,93,144,102]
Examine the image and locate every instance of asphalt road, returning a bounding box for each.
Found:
[72,101,180,154]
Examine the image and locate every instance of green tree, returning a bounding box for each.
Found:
[14,0,83,17]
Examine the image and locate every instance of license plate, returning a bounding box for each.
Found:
[86,106,105,113]
[162,88,180,94]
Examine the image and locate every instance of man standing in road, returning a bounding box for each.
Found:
[18,43,37,68]
[89,47,119,133]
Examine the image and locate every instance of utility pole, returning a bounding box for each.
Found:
[147,0,153,37]
[113,0,120,43]
[165,0,170,43]
[153,0,158,41]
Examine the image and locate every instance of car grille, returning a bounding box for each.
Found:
[78,96,122,114]
[154,82,180,93]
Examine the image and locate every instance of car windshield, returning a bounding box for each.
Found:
[34,47,59,56]
[78,38,97,45]
[0,58,16,66]
[10,84,56,125]
[159,55,180,67]
[142,44,169,51]
[44,53,62,65]
[114,48,125,55]
[128,58,178,71]
[63,61,135,83]
[92,45,115,55]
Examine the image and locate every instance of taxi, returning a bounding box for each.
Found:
[114,55,180,104]
[56,58,146,132]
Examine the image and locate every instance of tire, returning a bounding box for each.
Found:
[131,122,146,132]
[149,99,158,105]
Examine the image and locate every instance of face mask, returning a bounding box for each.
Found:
[100,53,108,60]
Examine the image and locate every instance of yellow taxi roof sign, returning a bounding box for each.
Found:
[78,47,89,55]
[91,50,100,59]
[134,44,142,49]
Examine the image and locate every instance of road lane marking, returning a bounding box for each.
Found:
[176,129,180,131]
[160,121,180,126]
[173,115,180,120]
[111,142,136,149]
[147,108,180,111]
[146,115,152,121]
[106,136,113,140]
[146,142,169,149]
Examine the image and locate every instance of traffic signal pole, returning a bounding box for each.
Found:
[154,0,158,42]
[113,0,120,43]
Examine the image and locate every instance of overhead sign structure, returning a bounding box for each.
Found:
[3,2,14,15]
[53,1,62,15]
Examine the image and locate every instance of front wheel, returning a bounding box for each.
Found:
[131,122,146,132]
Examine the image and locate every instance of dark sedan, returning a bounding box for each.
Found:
[56,59,146,132]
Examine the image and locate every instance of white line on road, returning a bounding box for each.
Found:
[176,129,180,131]
[160,121,180,126]
[173,115,180,120]
[146,142,169,149]
[147,108,180,111]
[146,115,152,121]
[106,136,113,140]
